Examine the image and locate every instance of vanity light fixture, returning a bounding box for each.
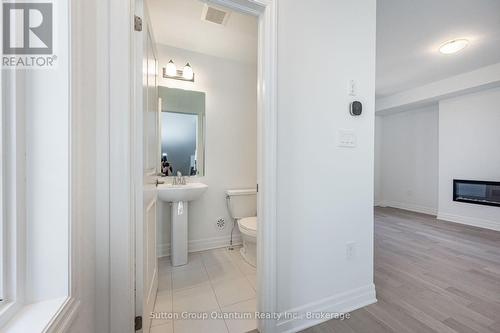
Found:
[165,60,177,76]
[182,63,194,81]
[162,59,195,82]
[439,39,469,55]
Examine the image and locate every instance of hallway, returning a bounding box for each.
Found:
[303,208,500,333]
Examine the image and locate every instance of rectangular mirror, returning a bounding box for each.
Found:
[159,87,206,177]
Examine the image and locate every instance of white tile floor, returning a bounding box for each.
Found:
[151,246,257,333]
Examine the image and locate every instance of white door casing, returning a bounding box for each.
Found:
[134,1,159,332]
[202,1,278,332]
[98,0,277,331]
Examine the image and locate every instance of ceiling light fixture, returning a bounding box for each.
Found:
[439,39,469,55]
[162,60,195,82]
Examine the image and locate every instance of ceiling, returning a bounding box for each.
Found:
[147,0,257,64]
[376,0,500,98]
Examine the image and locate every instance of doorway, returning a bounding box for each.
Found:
[97,0,277,332]
[148,1,259,331]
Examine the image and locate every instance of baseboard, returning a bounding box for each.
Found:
[46,297,81,333]
[276,284,377,333]
[158,242,171,258]
[437,212,500,231]
[157,234,242,258]
[380,200,437,216]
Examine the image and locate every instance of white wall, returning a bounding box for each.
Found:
[68,0,97,330]
[438,87,500,230]
[24,0,69,304]
[377,105,439,215]
[156,44,257,255]
[374,116,383,205]
[275,1,376,331]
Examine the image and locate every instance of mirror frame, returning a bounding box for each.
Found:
[158,86,206,177]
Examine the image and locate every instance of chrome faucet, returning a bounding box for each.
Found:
[173,171,186,185]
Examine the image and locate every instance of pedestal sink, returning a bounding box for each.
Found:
[157,182,208,266]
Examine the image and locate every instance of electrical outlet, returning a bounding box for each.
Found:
[346,242,356,260]
[216,218,226,230]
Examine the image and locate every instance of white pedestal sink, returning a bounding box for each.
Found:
[157,182,208,266]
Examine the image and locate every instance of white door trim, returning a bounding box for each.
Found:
[213,1,278,331]
[95,0,135,332]
[255,1,278,332]
[96,0,278,332]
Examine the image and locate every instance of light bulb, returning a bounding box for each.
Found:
[439,39,469,55]
[165,60,177,76]
[182,63,194,80]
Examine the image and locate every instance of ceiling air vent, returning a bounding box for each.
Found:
[201,4,231,25]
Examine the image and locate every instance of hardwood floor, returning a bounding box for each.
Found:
[302,207,500,333]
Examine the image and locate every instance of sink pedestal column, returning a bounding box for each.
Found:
[171,201,188,266]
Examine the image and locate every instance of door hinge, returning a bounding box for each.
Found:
[256,184,259,193]
[134,15,143,32]
[135,316,142,331]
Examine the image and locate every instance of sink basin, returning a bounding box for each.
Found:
[157,181,208,267]
[157,182,208,202]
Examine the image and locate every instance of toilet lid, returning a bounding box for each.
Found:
[239,216,257,233]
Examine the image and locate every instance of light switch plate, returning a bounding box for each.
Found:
[338,129,357,148]
[349,80,356,96]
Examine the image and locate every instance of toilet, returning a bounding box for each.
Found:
[225,189,257,267]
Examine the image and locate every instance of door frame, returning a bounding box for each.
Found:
[132,0,160,332]
[95,0,278,332]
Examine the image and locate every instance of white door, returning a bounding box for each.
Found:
[134,2,160,332]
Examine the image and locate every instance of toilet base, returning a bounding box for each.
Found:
[240,239,256,267]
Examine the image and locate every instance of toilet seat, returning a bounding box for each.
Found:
[238,216,257,238]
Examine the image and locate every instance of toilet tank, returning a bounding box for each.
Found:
[226,189,257,219]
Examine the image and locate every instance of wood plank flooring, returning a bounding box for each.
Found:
[301,207,500,333]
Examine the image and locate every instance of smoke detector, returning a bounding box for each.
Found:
[201,3,231,25]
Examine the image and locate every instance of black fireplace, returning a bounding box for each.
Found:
[453,179,500,207]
